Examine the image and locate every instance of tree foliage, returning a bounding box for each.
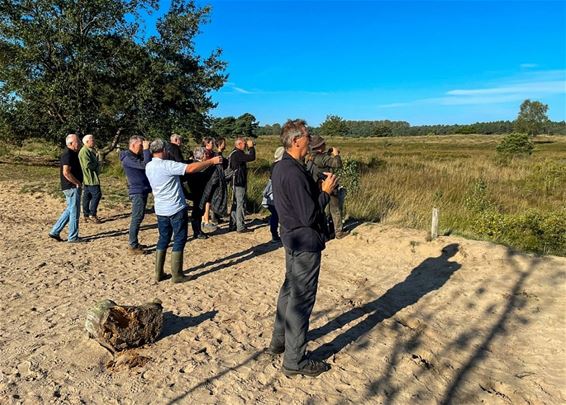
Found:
[319,115,349,137]
[210,113,259,138]
[0,0,227,146]
[514,99,550,136]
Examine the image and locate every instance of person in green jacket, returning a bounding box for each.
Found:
[79,134,102,223]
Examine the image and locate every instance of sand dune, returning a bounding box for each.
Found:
[0,182,564,404]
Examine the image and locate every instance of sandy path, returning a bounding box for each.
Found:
[0,182,564,404]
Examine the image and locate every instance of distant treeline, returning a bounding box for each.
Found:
[255,120,566,137]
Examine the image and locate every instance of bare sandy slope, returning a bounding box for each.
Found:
[0,182,565,404]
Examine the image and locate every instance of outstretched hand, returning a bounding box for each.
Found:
[212,156,223,165]
[321,172,338,195]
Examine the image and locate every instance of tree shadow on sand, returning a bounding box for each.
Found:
[183,240,281,281]
[309,243,461,360]
[82,223,157,242]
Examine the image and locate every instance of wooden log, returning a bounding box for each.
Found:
[85,299,163,352]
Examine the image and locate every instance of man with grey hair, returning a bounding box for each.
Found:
[79,134,102,223]
[145,138,222,283]
[120,135,152,254]
[268,119,337,377]
[166,133,185,162]
[228,136,256,232]
[48,134,84,243]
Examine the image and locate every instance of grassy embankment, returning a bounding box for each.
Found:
[1,135,564,255]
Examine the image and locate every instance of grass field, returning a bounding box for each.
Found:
[1,134,564,255]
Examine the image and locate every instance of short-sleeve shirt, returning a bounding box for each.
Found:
[60,148,83,191]
[145,158,188,216]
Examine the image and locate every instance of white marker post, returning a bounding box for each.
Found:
[431,208,439,240]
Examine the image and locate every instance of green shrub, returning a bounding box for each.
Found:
[473,209,566,256]
[335,158,360,194]
[496,133,534,157]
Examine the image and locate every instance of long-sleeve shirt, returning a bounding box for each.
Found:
[272,152,330,252]
[78,146,100,186]
[120,149,152,195]
[229,147,256,187]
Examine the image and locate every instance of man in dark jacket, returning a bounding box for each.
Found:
[268,119,337,377]
[120,136,152,254]
[228,137,256,232]
[166,133,185,163]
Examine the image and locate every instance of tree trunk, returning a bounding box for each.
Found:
[96,128,123,164]
[85,299,163,353]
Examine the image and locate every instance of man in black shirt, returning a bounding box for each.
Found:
[166,133,185,163]
[228,137,256,232]
[49,134,84,242]
[268,119,337,377]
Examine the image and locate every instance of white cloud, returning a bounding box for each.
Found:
[379,69,566,108]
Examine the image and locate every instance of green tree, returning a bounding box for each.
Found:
[0,0,226,148]
[514,99,549,136]
[320,115,349,137]
[235,113,259,137]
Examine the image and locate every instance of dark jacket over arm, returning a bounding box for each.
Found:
[272,152,330,252]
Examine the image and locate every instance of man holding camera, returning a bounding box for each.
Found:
[309,134,348,239]
[268,119,337,377]
[228,137,256,233]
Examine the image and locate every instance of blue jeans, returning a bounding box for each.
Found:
[50,187,82,241]
[129,193,148,248]
[82,185,102,217]
[156,207,188,252]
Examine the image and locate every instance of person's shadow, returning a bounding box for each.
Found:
[309,243,461,360]
[160,310,218,339]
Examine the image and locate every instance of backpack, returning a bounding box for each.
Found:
[223,149,238,182]
[261,179,274,208]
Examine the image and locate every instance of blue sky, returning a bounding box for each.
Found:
[146,0,566,126]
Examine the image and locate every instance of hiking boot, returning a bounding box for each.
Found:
[90,216,102,224]
[83,216,90,223]
[68,238,85,244]
[171,251,189,283]
[237,228,253,234]
[195,233,209,240]
[282,359,330,377]
[48,233,63,242]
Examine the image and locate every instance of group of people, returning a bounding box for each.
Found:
[48,120,347,377]
[48,134,102,243]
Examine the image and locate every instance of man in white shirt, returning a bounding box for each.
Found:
[145,138,222,283]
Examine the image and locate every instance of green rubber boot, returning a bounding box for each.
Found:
[171,251,188,283]
[155,250,170,282]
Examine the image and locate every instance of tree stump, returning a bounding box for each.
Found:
[85,299,163,352]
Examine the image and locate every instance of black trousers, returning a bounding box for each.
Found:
[271,248,321,369]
